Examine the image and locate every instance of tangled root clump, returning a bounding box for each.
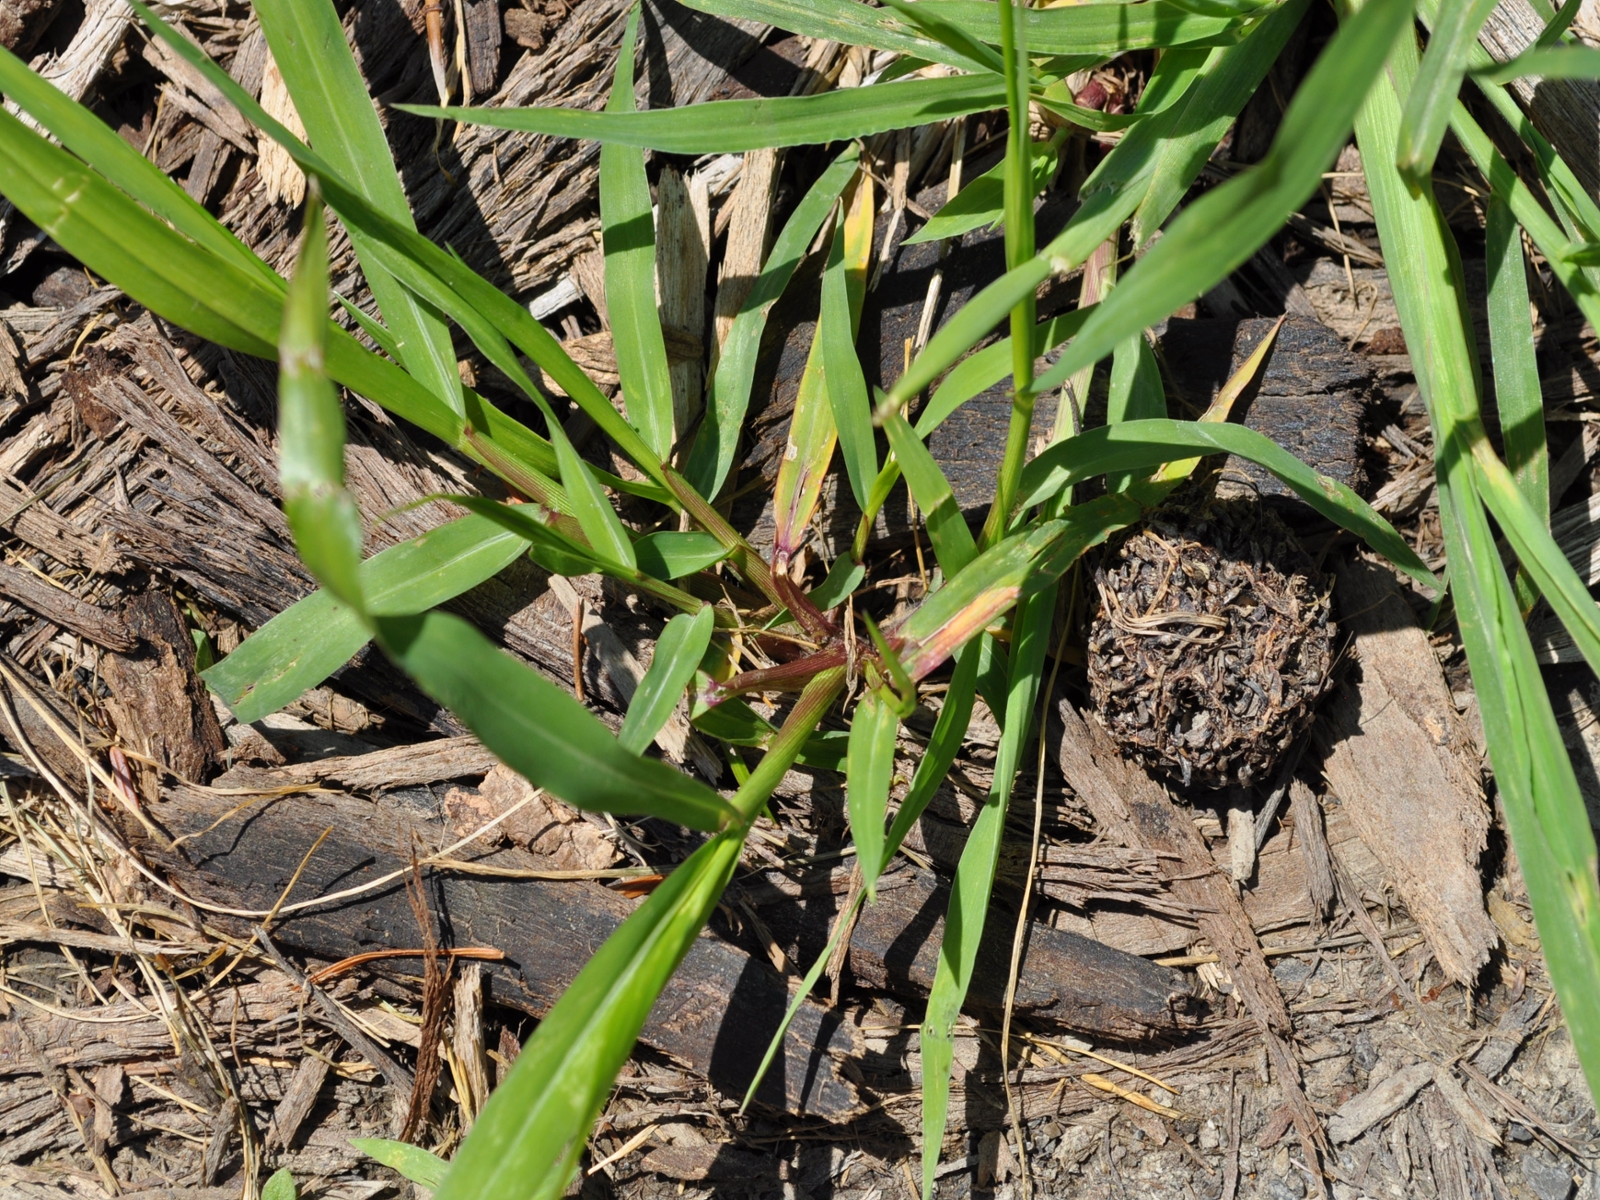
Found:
[1086,497,1335,789]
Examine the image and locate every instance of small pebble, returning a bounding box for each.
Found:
[1523,1149,1577,1200]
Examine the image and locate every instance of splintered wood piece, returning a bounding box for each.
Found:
[656,166,710,448]
[100,589,227,794]
[1057,701,1330,1192]
[803,866,1199,1041]
[212,734,499,793]
[1317,558,1497,985]
[265,1054,328,1152]
[1326,1062,1433,1144]
[0,561,133,652]
[257,47,307,208]
[129,784,864,1120]
[713,147,781,351]
[451,962,493,1127]
[1289,778,1336,926]
[1480,0,1600,201]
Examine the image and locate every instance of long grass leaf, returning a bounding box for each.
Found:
[1470,43,1600,84]
[679,0,1240,65]
[122,0,667,493]
[553,423,638,571]
[741,640,981,1111]
[904,141,1058,246]
[350,1141,448,1189]
[437,831,745,1200]
[879,0,1310,415]
[1449,105,1600,335]
[823,174,876,509]
[633,531,730,579]
[1485,193,1548,522]
[254,0,463,417]
[846,689,898,900]
[204,516,531,723]
[618,607,716,755]
[884,411,977,574]
[769,336,838,563]
[0,44,278,290]
[1016,418,1433,584]
[1348,0,1600,1102]
[1394,0,1499,187]
[279,192,364,610]
[920,586,1053,1198]
[376,610,737,830]
[602,6,675,458]
[689,144,859,500]
[1029,0,1413,401]
[401,75,1007,153]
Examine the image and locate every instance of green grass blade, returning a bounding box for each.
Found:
[1470,43,1600,84]
[1017,418,1433,584]
[771,305,840,562]
[677,0,997,70]
[846,689,899,900]
[920,586,1053,1197]
[204,516,531,723]
[0,44,279,291]
[602,6,675,459]
[821,183,876,511]
[976,0,1037,551]
[279,193,364,612]
[618,607,716,755]
[633,532,730,579]
[254,0,463,418]
[441,495,707,615]
[0,106,279,357]
[688,144,859,499]
[553,424,638,571]
[376,610,738,831]
[1104,331,1168,490]
[915,308,1094,436]
[436,830,745,1200]
[884,410,977,574]
[693,0,1242,61]
[1030,0,1412,401]
[897,495,1142,682]
[810,557,866,609]
[123,0,668,493]
[1348,0,1600,1103]
[351,1141,448,1189]
[1448,106,1600,333]
[401,75,1006,153]
[904,141,1058,246]
[1394,0,1499,188]
[740,640,981,1112]
[1485,192,1548,522]
[879,0,1309,416]
[0,65,573,513]
[1473,446,1600,675]
[872,0,1005,72]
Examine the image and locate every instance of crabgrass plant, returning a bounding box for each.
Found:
[4,0,1600,1192]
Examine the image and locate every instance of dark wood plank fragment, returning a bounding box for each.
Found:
[758,864,1199,1042]
[100,589,228,791]
[128,784,865,1120]
[1158,316,1371,518]
[0,561,133,652]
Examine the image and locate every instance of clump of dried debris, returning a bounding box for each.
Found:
[1087,496,1334,788]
